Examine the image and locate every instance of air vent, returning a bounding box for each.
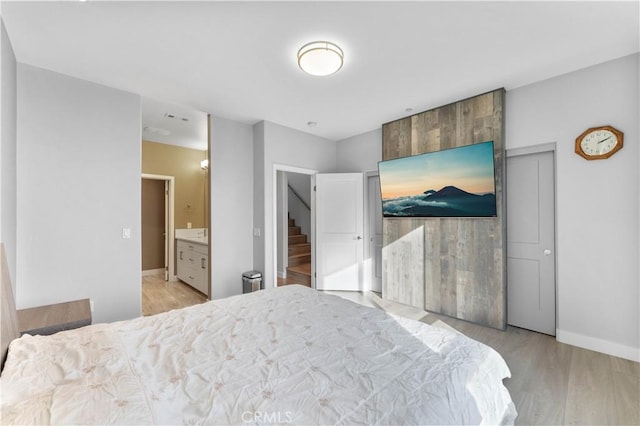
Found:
[164,113,190,122]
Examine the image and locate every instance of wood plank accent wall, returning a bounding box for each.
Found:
[381,89,506,329]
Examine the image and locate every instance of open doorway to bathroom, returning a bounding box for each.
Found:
[140,97,210,316]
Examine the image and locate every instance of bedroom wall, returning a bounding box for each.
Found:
[506,53,639,361]
[253,120,337,289]
[1,18,17,291]
[16,64,141,323]
[209,115,254,300]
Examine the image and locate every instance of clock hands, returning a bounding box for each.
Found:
[597,136,612,144]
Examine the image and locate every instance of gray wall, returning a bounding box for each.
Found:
[506,53,639,360]
[336,129,382,173]
[209,115,254,299]
[1,18,17,291]
[287,172,311,237]
[16,64,141,323]
[253,120,337,288]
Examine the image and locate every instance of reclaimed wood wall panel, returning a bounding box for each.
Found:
[381,89,506,330]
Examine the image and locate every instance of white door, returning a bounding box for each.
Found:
[368,175,383,293]
[507,151,556,335]
[315,173,364,291]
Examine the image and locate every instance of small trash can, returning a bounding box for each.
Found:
[242,270,262,293]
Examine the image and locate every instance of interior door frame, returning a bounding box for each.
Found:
[364,170,380,292]
[142,173,176,281]
[272,164,318,289]
[505,142,558,333]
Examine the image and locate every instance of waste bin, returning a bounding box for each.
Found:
[242,270,262,293]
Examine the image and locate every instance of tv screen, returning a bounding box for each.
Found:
[378,141,497,218]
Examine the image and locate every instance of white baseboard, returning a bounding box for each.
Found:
[278,270,286,279]
[557,329,640,362]
[142,268,165,277]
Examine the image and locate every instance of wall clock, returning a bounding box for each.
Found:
[575,125,623,160]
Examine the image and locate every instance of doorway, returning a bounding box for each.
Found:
[140,97,210,316]
[273,164,317,289]
[141,174,175,280]
[506,145,557,335]
[277,171,313,287]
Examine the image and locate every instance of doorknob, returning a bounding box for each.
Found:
[355,236,362,240]
[544,249,551,256]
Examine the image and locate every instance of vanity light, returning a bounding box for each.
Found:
[297,41,344,76]
[200,159,209,170]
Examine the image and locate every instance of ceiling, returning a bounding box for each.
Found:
[141,97,208,150]
[2,1,638,142]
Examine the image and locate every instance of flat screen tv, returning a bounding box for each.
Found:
[378,141,497,218]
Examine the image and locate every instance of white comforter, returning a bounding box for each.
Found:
[1,285,516,425]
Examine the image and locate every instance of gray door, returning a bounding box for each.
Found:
[368,175,383,293]
[507,151,556,335]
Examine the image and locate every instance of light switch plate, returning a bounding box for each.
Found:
[122,227,131,239]
[253,228,261,237]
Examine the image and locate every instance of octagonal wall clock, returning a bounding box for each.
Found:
[575,125,624,160]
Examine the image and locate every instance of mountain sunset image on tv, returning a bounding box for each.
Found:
[378,141,497,218]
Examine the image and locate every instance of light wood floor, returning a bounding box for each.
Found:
[277,276,310,287]
[141,272,208,316]
[324,290,640,426]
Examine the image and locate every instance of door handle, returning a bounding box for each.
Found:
[179,251,183,260]
[544,249,552,256]
[354,236,362,240]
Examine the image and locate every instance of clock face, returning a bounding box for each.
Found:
[575,125,623,160]
[580,129,618,156]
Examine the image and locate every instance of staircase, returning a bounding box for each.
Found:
[286,217,311,286]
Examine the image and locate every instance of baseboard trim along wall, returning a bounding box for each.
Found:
[557,329,640,362]
[141,268,165,277]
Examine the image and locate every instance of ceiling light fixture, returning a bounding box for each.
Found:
[297,41,344,76]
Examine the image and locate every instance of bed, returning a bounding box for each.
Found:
[1,280,516,425]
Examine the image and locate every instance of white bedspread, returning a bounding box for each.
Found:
[1,285,516,425]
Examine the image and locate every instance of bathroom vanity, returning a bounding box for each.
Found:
[175,229,208,296]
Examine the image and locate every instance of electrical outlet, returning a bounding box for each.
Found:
[122,227,131,239]
[253,228,261,237]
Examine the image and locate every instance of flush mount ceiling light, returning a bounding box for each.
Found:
[297,41,344,76]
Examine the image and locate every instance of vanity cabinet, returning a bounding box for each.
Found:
[176,240,208,296]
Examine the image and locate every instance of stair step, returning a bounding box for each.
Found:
[288,253,311,266]
[289,234,307,245]
[287,263,311,285]
[288,218,295,227]
[289,242,311,256]
[288,226,301,236]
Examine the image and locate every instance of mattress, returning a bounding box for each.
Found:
[1,285,517,425]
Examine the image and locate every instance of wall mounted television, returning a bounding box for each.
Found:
[378,141,497,218]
